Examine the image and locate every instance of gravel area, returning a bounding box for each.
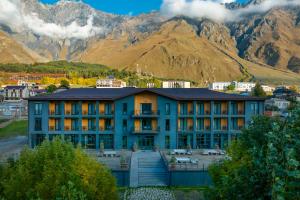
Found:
[124,188,176,200]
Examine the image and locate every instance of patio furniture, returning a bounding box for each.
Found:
[173,149,187,155]
[103,151,117,157]
[175,157,191,163]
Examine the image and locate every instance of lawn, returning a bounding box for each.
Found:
[0,120,28,139]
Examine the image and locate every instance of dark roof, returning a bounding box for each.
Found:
[28,88,265,101]
[5,86,26,90]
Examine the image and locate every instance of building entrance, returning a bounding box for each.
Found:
[138,136,154,150]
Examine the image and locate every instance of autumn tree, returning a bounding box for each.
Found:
[0,139,117,200]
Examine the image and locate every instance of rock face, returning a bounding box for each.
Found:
[0,0,300,83]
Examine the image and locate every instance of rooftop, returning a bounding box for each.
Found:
[5,86,26,90]
[28,88,265,101]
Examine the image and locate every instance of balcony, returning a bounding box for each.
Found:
[131,127,160,134]
[99,111,114,117]
[178,110,194,117]
[99,126,114,132]
[132,110,160,118]
[178,126,194,133]
[49,110,61,116]
[49,126,61,131]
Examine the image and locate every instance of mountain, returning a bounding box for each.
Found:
[0,0,300,85]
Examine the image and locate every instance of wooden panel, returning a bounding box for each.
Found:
[204,102,210,113]
[152,119,157,129]
[178,103,181,114]
[82,119,88,130]
[82,102,88,115]
[238,118,245,126]
[134,92,157,114]
[222,102,228,113]
[221,119,228,127]
[187,118,193,128]
[64,119,71,130]
[99,119,105,129]
[99,103,105,113]
[204,118,210,126]
[238,102,245,113]
[134,119,140,130]
[65,102,71,114]
[187,102,193,113]
[49,102,55,113]
[178,119,181,129]
[49,119,55,127]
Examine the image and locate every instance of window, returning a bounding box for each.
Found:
[214,118,221,130]
[122,136,127,149]
[71,119,79,131]
[55,103,61,115]
[250,102,259,115]
[34,118,42,131]
[123,119,127,131]
[165,136,170,149]
[34,103,42,115]
[99,134,114,149]
[197,118,204,130]
[165,119,170,131]
[196,134,210,149]
[122,103,127,114]
[142,119,152,130]
[88,103,95,115]
[88,119,96,131]
[71,103,79,115]
[105,119,113,130]
[214,103,221,115]
[141,103,152,114]
[55,119,61,131]
[81,135,96,149]
[165,103,170,115]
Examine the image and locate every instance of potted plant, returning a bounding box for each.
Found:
[170,156,176,170]
[100,141,105,155]
[132,142,138,152]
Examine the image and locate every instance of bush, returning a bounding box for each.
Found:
[0,138,117,200]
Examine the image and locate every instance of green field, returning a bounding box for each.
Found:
[0,120,28,139]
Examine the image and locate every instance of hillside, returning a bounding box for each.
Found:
[0,0,300,85]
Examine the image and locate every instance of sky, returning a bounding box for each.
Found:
[40,0,248,15]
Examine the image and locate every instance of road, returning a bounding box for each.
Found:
[0,136,28,161]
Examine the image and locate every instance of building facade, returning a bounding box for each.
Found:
[96,79,127,88]
[4,86,29,100]
[162,81,191,88]
[28,88,265,150]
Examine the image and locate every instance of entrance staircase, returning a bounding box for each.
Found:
[129,151,169,187]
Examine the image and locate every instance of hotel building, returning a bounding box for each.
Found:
[28,88,265,150]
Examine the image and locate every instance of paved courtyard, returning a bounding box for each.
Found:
[0,136,27,162]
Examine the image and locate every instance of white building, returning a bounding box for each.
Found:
[265,98,290,111]
[261,85,275,93]
[4,86,29,100]
[96,79,127,88]
[162,81,191,88]
[209,82,231,91]
[17,80,36,88]
[234,82,256,92]
[0,100,28,117]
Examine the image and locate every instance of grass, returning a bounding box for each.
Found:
[0,120,28,139]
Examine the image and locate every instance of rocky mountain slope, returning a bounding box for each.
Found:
[0,0,300,84]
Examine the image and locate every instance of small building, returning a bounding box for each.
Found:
[4,86,29,100]
[208,82,231,91]
[265,98,290,111]
[96,79,127,88]
[261,85,275,93]
[162,81,191,88]
[234,82,256,92]
[273,87,296,98]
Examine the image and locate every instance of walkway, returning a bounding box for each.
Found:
[129,151,168,187]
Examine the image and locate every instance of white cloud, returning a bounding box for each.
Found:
[0,0,105,39]
[161,0,300,22]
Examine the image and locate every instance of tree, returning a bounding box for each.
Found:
[0,139,117,200]
[226,84,235,91]
[289,85,299,94]
[252,82,267,97]
[60,79,70,88]
[208,113,300,200]
[46,84,57,94]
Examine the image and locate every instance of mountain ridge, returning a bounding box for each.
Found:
[0,0,300,84]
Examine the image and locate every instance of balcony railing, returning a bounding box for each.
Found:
[49,110,61,115]
[179,110,194,116]
[132,127,160,134]
[99,126,114,132]
[49,126,61,131]
[196,125,211,131]
[178,126,194,132]
[99,111,114,116]
[132,110,160,117]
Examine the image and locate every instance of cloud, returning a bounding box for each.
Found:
[160,0,300,22]
[0,0,105,39]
